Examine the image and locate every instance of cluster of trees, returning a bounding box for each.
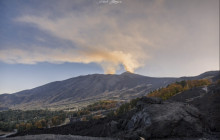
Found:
[87,100,117,111]
[147,79,211,100]
[69,109,91,117]
[115,98,140,116]
[68,100,118,121]
[0,110,66,132]
[0,122,15,132]
[0,100,119,132]
[69,100,118,118]
[217,79,220,85]
[107,98,140,117]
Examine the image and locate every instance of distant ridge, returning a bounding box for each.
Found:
[0,70,219,110]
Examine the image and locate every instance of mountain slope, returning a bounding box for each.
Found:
[169,83,220,132]
[0,71,219,110]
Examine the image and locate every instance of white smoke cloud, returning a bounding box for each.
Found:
[0,46,143,74]
[0,0,218,75]
[7,3,155,73]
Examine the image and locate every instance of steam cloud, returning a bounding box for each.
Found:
[0,5,154,74]
[0,0,218,78]
[0,47,142,74]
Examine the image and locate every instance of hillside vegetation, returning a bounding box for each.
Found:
[147,79,211,100]
[1,71,218,110]
[107,79,212,117]
[0,110,66,132]
[87,100,118,111]
[0,100,118,133]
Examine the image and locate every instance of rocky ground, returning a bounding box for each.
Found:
[2,134,116,140]
[3,134,220,140]
[169,84,220,132]
[8,83,220,140]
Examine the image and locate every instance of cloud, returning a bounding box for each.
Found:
[0,0,218,75]
[0,46,142,74]
[7,1,159,73]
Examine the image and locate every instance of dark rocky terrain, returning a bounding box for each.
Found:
[10,82,220,139]
[169,84,220,133]
[0,71,219,110]
[2,134,116,140]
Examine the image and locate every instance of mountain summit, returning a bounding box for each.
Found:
[121,71,133,75]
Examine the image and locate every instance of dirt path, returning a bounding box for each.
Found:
[0,130,17,138]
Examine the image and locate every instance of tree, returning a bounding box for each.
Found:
[34,121,42,129]
[25,123,32,130]
[40,119,47,127]
[18,122,26,132]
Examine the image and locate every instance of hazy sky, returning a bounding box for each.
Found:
[0,0,219,94]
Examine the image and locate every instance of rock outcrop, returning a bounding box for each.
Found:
[169,84,220,133]
[111,97,205,139]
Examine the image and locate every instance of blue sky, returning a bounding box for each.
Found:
[0,0,219,94]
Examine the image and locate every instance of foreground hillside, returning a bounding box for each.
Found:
[0,71,219,110]
[10,81,220,140]
[169,83,220,132]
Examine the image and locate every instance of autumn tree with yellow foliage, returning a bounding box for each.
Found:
[147,79,211,100]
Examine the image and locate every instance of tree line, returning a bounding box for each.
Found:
[0,100,118,132]
[0,110,66,132]
[147,79,211,100]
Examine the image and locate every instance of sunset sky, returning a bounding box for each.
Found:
[0,0,219,94]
